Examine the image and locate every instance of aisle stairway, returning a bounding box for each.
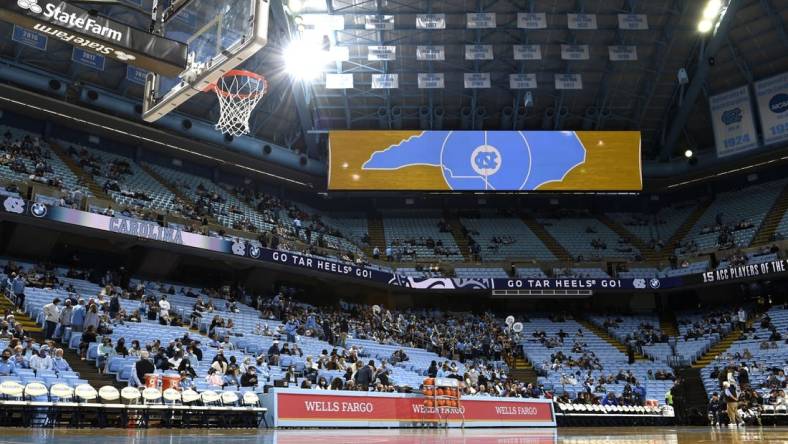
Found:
[520,215,572,262]
[1,294,41,333]
[597,214,654,260]
[655,199,713,262]
[48,141,111,201]
[442,211,471,261]
[659,312,680,338]
[579,320,648,361]
[751,181,788,245]
[365,213,387,256]
[691,328,741,368]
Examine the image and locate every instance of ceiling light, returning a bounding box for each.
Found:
[703,0,722,19]
[697,20,713,33]
[684,149,694,159]
[284,39,330,80]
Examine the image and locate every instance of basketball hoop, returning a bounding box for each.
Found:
[205,70,268,137]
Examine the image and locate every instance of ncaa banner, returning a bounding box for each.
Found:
[561,44,590,61]
[567,13,597,30]
[555,73,583,90]
[416,45,445,61]
[364,14,394,30]
[417,73,444,89]
[710,85,759,157]
[464,73,491,89]
[510,73,537,89]
[754,72,788,146]
[618,14,649,30]
[416,14,445,29]
[609,45,638,61]
[371,74,398,89]
[465,44,494,60]
[514,44,542,60]
[367,45,396,61]
[517,12,547,29]
[11,24,47,50]
[467,12,496,29]
[325,73,354,89]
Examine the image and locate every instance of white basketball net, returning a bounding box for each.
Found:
[211,73,267,137]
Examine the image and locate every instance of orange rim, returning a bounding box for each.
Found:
[204,69,268,99]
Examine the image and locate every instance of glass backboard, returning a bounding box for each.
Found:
[142,0,269,123]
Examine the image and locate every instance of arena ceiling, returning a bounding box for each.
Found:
[0,0,786,162]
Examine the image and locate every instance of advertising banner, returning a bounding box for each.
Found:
[265,389,556,428]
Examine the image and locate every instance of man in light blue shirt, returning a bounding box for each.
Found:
[51,348,70,374]
[0,349,16,375]
[70,299,86,333]
[11,273,25,311]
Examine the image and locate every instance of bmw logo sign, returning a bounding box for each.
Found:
[649,278,661,289]
[249,245,261,258]
[31,203,47,218]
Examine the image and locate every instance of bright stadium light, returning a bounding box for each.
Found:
[285,39,330,80]
[685,149,694,159]
[288,0,303,13]
[703,0,722,19]
[697,20,713,33]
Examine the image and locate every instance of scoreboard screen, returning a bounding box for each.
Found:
[328,131,642,192]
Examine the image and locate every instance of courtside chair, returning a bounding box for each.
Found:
[23,382,51,427]
[0,380,25,426]
[140,387,163,428]
[98,385,123,428]
[180,388,200,428]
[49,383,75,427]
[73,384,99,428]
[199,390,221,428]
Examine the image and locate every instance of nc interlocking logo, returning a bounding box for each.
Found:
[633,279,646,289]
[3,197,25,214]
[721,108,743,125]
[17,0,43,14]
[231,241,246,256]
[361,131,586,191]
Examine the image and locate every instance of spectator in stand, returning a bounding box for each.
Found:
[29,346,53,372]
[0,348,17,376]
[70,299,86,333]
[129,351,155,387]
[10,273,26,311]
[42,297,61,340]
[355,360,374,391]
[51,348,70,374]
[79,325,97,360]
[56,300,73,340]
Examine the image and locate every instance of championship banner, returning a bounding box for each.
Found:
[72,47,105,70]
[418,73,444,89]
[325,73,354,89]
[754,72,788,146]
[328,130,642,191]
[567,13,597,30]
[416,45,445,61]
[0,0,187,76]
[464,73,491,89]
[709,85,759,157]
[510,73,537,89]
[608,45,638,61]
[465,44,493,60]
[126,65,148,86]
[263,389,556,428]
[416,13,445,29]
[11,24,47,50]
[364,14,394,30]
[561,44,589,61]
[514,44,542,60]
[467,12,496,29]
[618,14,648,30]
[555,73,582,90]
[517,12,547,29]
[367,45,396,61]
[371,74,399,89]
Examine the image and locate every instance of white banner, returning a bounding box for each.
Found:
[755,72,788,146]
[618,14,649,30]
[608,45,638,61]
[329,46,350,62]
[517,12,547,29]
[510,73,537,89]
[710,86,759,157]
[513,44,542,60]
[465,44,494,60]
[464,73,491,89]
[371,74,399,89]
[300,14,345,31]
[467,13,496,29]
[555,73,583,90]
[416,45,445,61]
[365,15,394,30]
[416,14,446,29]
[567,13,597,30]
[561,44,590,60]
[367,45,396,61]
[418,73,445,89]
[325,73,354,89]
